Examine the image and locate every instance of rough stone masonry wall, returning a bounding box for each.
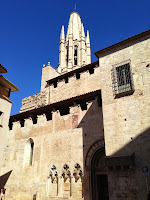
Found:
[20,65,101,113]
[49,66,101,104]
[100,38,150,200]
[0,99,104,200]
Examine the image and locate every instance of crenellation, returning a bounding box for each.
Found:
[12,120,21,130]
[37,114,47,125]
[24,117,33,127]
[48,69,101,104]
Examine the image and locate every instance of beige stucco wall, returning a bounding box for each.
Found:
[99,37,150,200]
[0,97,12,171]
[1,99,104,200]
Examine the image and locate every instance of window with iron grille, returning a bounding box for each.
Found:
[112,60,134,98]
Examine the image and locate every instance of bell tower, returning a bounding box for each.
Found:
[57,12,91,74]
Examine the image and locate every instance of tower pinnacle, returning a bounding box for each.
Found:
[60,25,65,43]
[57,12,91,74]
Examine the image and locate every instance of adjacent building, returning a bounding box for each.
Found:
[0,64,19,172]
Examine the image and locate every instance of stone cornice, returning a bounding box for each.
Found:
[9,89,101,123]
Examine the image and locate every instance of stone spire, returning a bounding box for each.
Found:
[58,26,65,73]
[60,25,65,43]
[86,30,91,64]
[57,12,91,74]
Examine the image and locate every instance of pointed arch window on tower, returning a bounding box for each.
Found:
[74,46,78,66]
[66,47,69,66]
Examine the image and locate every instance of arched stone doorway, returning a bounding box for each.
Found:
[91,147,109,200]
[85,140,109,200]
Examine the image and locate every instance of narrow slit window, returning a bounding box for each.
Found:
[24,138,34,167]
[29,140,34,166]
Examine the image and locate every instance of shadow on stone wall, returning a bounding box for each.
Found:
[112,127,150,158]
[77,99,104,200]
[77,96,150,200]
[106,127,150,200]
[0,170,12,189]
[77,98,104,163]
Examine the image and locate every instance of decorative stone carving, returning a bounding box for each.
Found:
[20,91,47,112]
[73,163,83,182]
[48,165,58,183]
[62,164,71,182]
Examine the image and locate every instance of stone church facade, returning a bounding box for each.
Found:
[0,12,150,200]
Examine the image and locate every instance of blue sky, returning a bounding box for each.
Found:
[1,0,150,115]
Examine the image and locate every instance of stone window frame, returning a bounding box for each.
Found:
[23,138,34,167]
[111,59,134,98]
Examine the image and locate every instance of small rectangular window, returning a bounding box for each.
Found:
[0,111,4,126]
[112,60,134,98]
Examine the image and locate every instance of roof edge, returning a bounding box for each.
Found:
[0,75,20,92]
[95,29,150,58]
[0,64,8,73]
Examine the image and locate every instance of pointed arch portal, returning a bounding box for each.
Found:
[85,140,109,200]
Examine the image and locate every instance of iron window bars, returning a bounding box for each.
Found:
[112,60,134,98]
